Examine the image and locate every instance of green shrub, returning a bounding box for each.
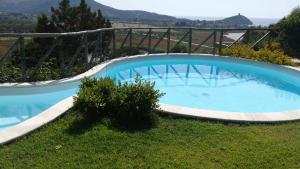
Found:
[171,43,188,53]
[272,8,300,58]
[114,77,164,129]
[28,62,60,82]
[268,42,284,52]
[0,64,22,83]
[74,77,118,120]
[0,62,61,83]
[222,45,296,66]
[74,77,164,129]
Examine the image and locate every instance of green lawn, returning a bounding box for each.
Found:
[1,111,300,169]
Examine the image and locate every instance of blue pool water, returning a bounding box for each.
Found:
[2,54,300,130]
[0,85,78,130]
[99,56,300,113]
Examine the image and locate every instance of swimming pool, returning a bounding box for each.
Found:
[2,54,300,133]
[99,55,300,113]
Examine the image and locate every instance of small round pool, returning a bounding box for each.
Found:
[97,54,300,113]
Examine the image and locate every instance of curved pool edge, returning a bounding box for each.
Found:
[0,96,74,145]
[2,53,300,145]
[160,103,300,123]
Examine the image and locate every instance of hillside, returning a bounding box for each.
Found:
[0,12,36,32]
[0,0,178,22]
[0,0,253,28]
[219,14,253,26]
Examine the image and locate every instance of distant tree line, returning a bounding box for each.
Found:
[0,14,36,33]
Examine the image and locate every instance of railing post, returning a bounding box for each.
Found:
[219,30,224,55]
[268,30,272,48]
[89,32,100,67]
[84,34,89,69]
[148,28,152,54]
[98,31,103,61]
[188,28,192,54]
[129,28,132,50]
[19,37,26,81]
[212,30,217,55]
[167,28,171,54]
[58,37,65,77]
[112,29,116,57]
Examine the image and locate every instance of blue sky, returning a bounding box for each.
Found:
[95,0,299,19]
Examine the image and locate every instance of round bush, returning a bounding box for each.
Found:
[74,77,164,129]
[171,43,188,53]
[113,78,164,129]
[74,77,118,120]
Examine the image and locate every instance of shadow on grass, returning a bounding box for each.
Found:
[110,119,157,133]
[65,109,107,136]
[67,107,300,136]
[66,118,98,135]
[109,110,159,133]
[66,111,157,135]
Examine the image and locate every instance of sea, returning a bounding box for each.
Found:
[179,16,280,27]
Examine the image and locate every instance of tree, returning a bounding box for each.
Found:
[49,0,78,32]
[272,8,300,58]
[171,43,188,53]
[41,0,111,33]
[25,0,112,76]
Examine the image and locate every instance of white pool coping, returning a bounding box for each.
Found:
[1,53,300,145]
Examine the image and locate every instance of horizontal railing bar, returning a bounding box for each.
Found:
[0,28,273,38]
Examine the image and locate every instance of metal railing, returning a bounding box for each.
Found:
[0,27,273,82]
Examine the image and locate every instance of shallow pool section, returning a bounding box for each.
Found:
[0,84,78,130]
[98,56,300,113]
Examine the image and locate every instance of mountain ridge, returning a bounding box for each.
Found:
[0,0,179,22]
[0,0,253,27]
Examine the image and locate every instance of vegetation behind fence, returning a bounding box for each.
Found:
[0,27,275,82]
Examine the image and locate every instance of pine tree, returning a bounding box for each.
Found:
[24,0,112,77]
[35,0,112,33]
